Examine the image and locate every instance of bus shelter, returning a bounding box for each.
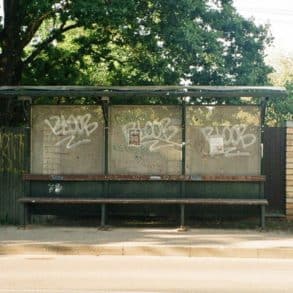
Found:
[0,85,287,227]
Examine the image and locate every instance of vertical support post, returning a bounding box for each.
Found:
[101,204,106,227]
[28,103,32,173]
[260,97,268,176]
[260,179,264,199]
[21,204,27,227]
[101,98,109,228]
[181,97,186,198]
[281,124,286,215]
[23,104,33,227]
[180,203,185,228]
[21,105,32,226]
[181,97,186,177]
[260,205,265,230]
[101,97,109,176]
[180,98,187,230]
[260,97,268,222]
[23,204,31,228]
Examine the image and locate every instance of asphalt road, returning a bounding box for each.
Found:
[1,255,293,292]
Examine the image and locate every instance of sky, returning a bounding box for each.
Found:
[233,0,293,58]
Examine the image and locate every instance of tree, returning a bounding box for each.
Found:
[0,0,272,125]
[267,56,293,125]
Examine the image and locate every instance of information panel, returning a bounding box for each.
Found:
[31,105,104,174]
[109,105,182,175]
[186,105,261,175]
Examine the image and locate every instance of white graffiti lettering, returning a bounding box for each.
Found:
[122,117,181,152]
[200,124,257,157]
[44,114,98,149]
[48,183,63,194]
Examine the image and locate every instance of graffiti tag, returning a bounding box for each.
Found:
[200,124,257,157]
[122,117,181,152]
[48,183,63,194]
[44,114,98,149]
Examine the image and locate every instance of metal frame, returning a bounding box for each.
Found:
[19,197,268,229]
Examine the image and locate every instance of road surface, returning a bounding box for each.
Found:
[1,255,293,292]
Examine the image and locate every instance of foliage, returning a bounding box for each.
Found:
[267,56,293,126]
[0,0,273,125]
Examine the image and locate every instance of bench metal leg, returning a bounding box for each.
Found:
[101,204,106,227]
[260,205,266,230]
[178,204,187,231]
[180,204,185,227]
[22,204,31,228]
[21,204,26,228]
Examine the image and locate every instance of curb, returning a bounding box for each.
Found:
[1,244,293,259]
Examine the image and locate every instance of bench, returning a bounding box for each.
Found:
[20,174,268,229]
[18,197,268,229]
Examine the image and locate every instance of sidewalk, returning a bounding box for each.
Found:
[1,225,293,258]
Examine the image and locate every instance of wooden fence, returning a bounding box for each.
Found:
[0,128,28,224]
[286,122,293,219]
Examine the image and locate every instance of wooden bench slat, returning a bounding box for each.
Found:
[20,173,267,229]
[22,174,266,182]
[18,197,268,205]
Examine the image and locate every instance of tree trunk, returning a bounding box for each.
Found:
[0,0,25,126]
[0,50,25,126]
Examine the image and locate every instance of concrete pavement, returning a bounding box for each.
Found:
[1,225,293,258]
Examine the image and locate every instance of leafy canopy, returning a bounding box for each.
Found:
[0,0,272,86]
[267,56,293,125]
[0,0,274,124]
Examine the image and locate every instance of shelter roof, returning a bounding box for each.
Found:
[0,85,288,98]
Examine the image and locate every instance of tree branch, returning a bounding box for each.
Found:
[23,23,79,66]
[21,10,55,50]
